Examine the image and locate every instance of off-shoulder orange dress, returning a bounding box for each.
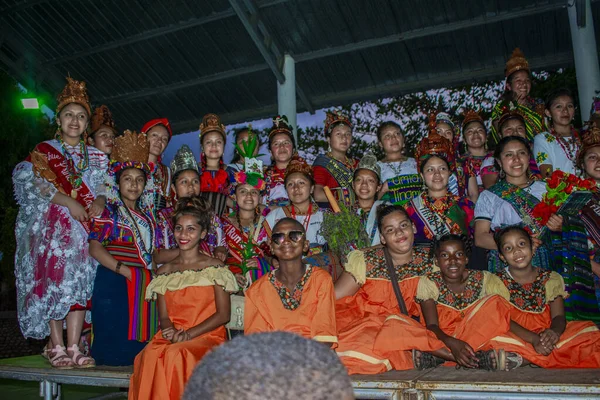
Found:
[489,269,600,368]
[336,246,445,375]
[129,267,238,400]
[378,270,512,360]
[245,265,337,345]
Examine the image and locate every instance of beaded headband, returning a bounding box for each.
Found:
[324,110,352,136]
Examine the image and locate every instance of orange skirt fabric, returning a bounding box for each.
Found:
[490,305,600,368]
[336,278,426,374]
[129,286,226,400]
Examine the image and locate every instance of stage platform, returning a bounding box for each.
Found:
[1,356,599,399]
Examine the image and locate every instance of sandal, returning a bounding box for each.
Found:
[412,349,445,370]
[49,345,74,369]
[67,344,95,369]
[498,349,523,371]
[41,341,52,360]
[475,350,498,371]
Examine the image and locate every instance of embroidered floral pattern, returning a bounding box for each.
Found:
[544,133,556,143]
[365,247,434,281]
[428,270,484,310]
[536,152,548,164]
[269,265,313,310]
[498,269,552,313]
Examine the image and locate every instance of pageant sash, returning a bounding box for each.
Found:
[29,141,95,231]
[488,180,543,233]
[313,154,354,189]
[385,173,422,206]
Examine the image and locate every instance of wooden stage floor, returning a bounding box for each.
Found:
[1,356,599,399]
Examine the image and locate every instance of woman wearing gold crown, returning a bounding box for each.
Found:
[129,197,237,400]
[88,105,117,156]
[405,116,475,253]
[198,113,230,217]
[312,110,358,208]
[264,115,303,208]
[12,77,108,368]
[155,144,227,262]
[221,132,274,287]
[88,130,160,366]
[490,48,545,144]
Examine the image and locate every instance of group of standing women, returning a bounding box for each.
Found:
[11,46,600,399]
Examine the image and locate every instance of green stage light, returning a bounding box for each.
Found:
[21,98,40,109]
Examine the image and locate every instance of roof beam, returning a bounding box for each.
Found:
[294,2,567,63]
[0,0,52,17]
[43,0,289,66]
[93,2,568,106]
[228,0,315,113]
[167,52,573,134]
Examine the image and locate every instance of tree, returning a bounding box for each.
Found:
[0,71,52,309]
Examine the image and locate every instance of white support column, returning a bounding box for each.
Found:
[568,0,600,121]
[277,54,298,142]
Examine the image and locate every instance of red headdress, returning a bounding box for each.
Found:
[141,118,172,139]
[324,110,352,136]
[415,113,455,170]
[91,105,117,134]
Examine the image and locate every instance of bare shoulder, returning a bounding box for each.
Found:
[178,254,224,272]
[157,262,175,275]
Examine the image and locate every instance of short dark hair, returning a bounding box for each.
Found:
[376,120,402,142]
[376,204,410,232]
[183,332,354,400]
[545,88,575,111]
[493,225,532,255]
[433,234,466,255]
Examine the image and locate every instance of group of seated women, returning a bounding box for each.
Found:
[11,48,600,400]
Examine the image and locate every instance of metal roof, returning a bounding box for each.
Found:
[1,0,598,134]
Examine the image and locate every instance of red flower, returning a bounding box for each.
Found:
[547,173,561,189]
[565,183,574,194]
[566,173,579,185]
[580,179,596,190]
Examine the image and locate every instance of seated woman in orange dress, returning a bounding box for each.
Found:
[488,226,600,369]
[334,204,445,375]
[129,197,238,400]
[244,218,337,347]
[409,234,513,370]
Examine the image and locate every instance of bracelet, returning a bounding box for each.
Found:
[115,261,123,273]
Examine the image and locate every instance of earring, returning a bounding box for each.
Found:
[499,169,506,179]
[55,127,62,139]
[327,144,332,153]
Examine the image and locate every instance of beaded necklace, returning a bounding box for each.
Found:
[421,192,458,237]
[325,151,355,170]
[550,127,581,163]
[57,135,89,198]
[290,201,314,233]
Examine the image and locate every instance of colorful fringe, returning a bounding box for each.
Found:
[127,267,158,341]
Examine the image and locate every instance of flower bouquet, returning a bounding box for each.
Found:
[532,170,596,226]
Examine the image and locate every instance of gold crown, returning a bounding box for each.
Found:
[199,113,226,141]
[112,130,150,164]
[577,123,600,168]
[462,109,484,130]
[91,105,116,133]
[324,110,352,135]
[269,115,293,139]
[415,113,454,169]
[171,144,199,177]
[56,76,91,116]
[505,48,530,78]
[285,159,313,180]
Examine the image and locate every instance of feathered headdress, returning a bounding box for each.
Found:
[56,76,91,116]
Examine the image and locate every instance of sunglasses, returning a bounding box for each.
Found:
[271,230,305,246]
